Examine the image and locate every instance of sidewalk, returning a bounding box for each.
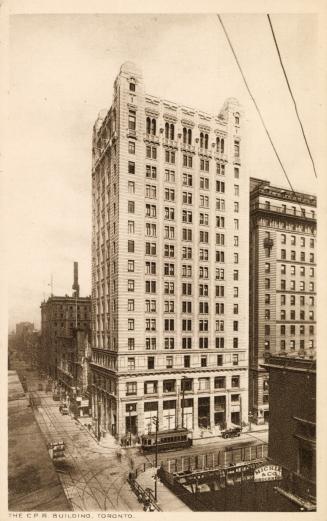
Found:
[77,418,120,450]
[192,423,268,445]
[136,467,191,512]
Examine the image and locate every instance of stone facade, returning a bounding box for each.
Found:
[91,62,249,440]
[249,179,316,424]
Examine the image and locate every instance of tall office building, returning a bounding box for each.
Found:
[249,179,316,424]
[91,62,249,439]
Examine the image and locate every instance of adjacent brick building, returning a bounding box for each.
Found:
[262,354,316,510]
[91,61,249,440]
[249,179,316,424]
[40,262,91,414]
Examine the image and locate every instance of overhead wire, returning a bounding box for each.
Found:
[216,14,296,194]
[267,14,317,179]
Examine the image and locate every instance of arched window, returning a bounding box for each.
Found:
[216,137,220,152]
[165,122,169,139]
[221,138,225,154]
[200,132,204,148]
[146,117,151,135]
[204,134,209,150]
[183,128,187,144]
[188,128,192,145]
[170,124,175,140]
[151,118,156,136]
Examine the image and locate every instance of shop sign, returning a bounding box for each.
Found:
[254,464,282,482]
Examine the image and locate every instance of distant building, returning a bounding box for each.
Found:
[40,262,91,414]
[91,61,249,440]
[249,178,316,424]
[15,322,34,336]
[262,354,316,510]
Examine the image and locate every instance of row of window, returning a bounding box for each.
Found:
[265,262,315,276]
[126,352,240,371]
[280,250,315,262]
[265,324,315,335]
[144,116,239,149]
[266,294,315,306]
[126,373,241,395]
[265,309,315,320]
[144,143,240,172]
[125,278,240,297]
[126,318,240,332]
[262,201,315,219]
[280,234,315,247]
[140,300,238,315]
[126,336,240,351]
[265,278,315,292]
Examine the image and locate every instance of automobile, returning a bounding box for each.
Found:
[221,427,242,439]
[60,405,69,415]
[53,393,60,401]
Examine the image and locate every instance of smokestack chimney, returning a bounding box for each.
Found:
[72,261,80,298]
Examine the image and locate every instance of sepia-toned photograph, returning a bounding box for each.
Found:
[4,4,326,518]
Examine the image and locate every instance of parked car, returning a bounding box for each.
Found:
[221,427,242,439]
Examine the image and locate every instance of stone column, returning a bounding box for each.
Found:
[158,399,163,430]
[193,395,198,435]
[210,395,215,429]
[137,400,144,436]
[225,392,231,427]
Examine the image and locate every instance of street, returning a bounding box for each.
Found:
[21,370,268,511]
[23,371,143,511]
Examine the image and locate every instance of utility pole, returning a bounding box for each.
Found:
[97,399,102,441]
[152,416,159,501]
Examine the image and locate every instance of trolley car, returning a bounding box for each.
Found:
[141,428,192,452]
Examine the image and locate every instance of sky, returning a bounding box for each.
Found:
[6,13,321,330]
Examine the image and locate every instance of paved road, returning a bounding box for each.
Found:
[22,369,268,511]
[24,371,143,512]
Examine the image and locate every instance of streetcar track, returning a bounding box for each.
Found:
[34,389,139,511]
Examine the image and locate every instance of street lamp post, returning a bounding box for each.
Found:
[97,399,102,441]
[152,416,159,501]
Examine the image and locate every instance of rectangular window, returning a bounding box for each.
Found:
[126,382,137,395]
[127,259,134,272]
[201,355,207,367]
[128,141,135,154]
[128,111,136,131]
[128,161,135,175]
[216,180,225,193]
[128,180,135,194]
[128,201,135,213]
[127,357,135,370]
[184,355,190,368]
[127,338,135,351]
[216,163,225,175]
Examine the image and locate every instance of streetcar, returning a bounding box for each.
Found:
[141,428,192,452]
[47,440,66,461]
